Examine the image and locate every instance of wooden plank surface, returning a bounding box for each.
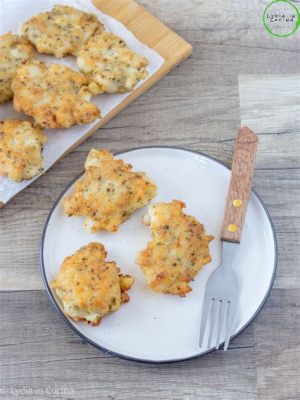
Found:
[239,74,300,293]
[0,0,299,399]
[254,289,300,400]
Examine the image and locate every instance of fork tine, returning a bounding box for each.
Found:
[199,297,213,348]
[207,298,217,348]
[215,300,224,350]
[223,301,231,351]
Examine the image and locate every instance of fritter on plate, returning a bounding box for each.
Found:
[12,60,100,129]
[136,200,214,296]
[63,149,157,232]
[0,32,34,103]
[22,5,104,58]
[51,242,134,326]
[0,119,47,182]
[77,32,149,94]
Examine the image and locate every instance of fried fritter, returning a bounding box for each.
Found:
[22,5,104,58]
[0,119,47,182]
[0,32,35,103]
[11,60,100,129]
[51,242,134,326]
[63,149,157,232]
[77,32,149,94]
[136,200,214,296]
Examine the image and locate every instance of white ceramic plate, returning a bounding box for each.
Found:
[41,147,277,363]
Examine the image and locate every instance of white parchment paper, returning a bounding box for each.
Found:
[0,0,164,204]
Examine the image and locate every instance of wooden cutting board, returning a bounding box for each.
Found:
[61,0,192,156]
[0,0,191,208]
[78,0,193,144]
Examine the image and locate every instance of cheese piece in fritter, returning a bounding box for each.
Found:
[22,5,104,58]
[51,242,134,326]
[136,200,214,297]
[0,32,35,104]
[0,120,47,182]
[11,61,100,129]
[77,32,149,94]
[63,149,157,233]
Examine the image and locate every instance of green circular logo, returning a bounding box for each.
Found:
[263,0,300,37]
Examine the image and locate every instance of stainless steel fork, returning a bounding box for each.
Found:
[199,127,258,351]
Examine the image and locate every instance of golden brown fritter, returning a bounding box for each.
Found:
[136,200,214,296]
[63,149,157,233]
[22,5,104,58]
[51,242,134,326]
[0,119,47,182]
[77,32,149,94]
[0,32,35,103]
[11,60,100,129]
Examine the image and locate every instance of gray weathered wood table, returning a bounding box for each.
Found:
[1,1,299,399]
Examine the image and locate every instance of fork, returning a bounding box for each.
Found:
[199,127,259,351]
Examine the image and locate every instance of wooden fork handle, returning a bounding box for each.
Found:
[221,127,259,243]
